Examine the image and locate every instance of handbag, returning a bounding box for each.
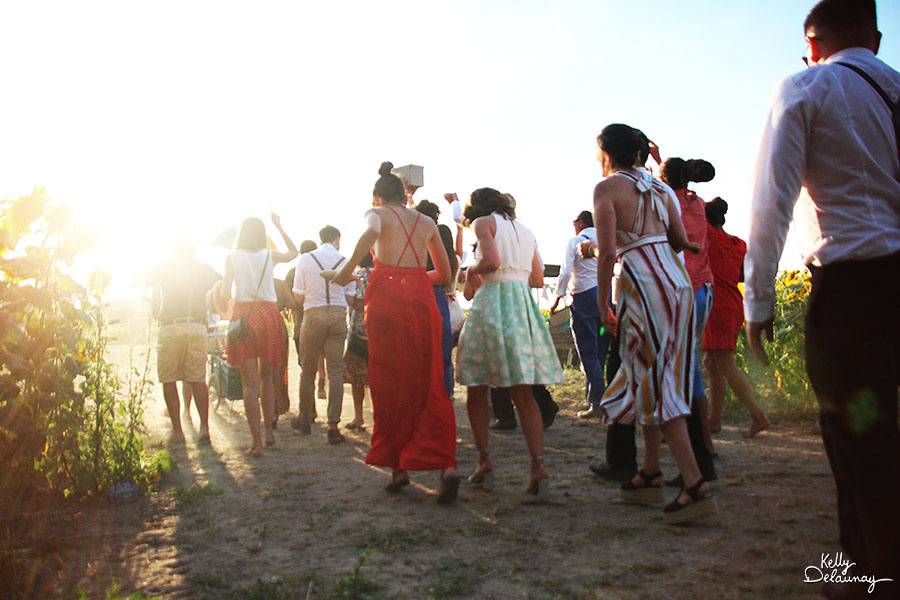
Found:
[447,292,465,335]
[227,251,270,344]
[346,333,368,359]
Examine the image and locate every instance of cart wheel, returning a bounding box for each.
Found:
[209,377,222,412]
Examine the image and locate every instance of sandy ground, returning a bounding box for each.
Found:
[32,342,842,600]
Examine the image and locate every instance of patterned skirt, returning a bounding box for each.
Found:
[226,301,289,367]
[456,279,564,387]
[600,243,694,426]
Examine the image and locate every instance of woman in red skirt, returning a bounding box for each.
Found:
[702,198,769,438]
[221,214,298,456]
[334,162,460,504]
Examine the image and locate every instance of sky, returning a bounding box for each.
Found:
[1,0,898,298]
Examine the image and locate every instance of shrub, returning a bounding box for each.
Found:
[732,269,817,420]
[0,188,157,504]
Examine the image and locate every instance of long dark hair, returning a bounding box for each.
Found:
[373,161,405,205]
[463,188,516,224]
[235,217,267,251]
[597,123,643,170]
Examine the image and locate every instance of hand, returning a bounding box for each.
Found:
[443,192,458,204]
[648,140,661,165]
[333,265,354,287]
[579,239,597,259]
[271,213,282,228]
[684,241,701,254]
[746,319,774,366]
[550,297,562,315]
[601,305,617,337]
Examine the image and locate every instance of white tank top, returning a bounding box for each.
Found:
[482,213,536,283]
[230,249,277,303]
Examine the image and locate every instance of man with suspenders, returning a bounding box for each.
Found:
[292,225,355,444]
[550,210,611,419]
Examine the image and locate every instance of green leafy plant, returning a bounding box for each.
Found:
[733,269,817,420]
[0,189,162,598]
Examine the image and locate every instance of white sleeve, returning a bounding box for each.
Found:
[744,75,808,323]
[555,238,576,298]
[292,257,305,296]
[365,209,382,233]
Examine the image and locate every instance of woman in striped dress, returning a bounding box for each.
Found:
[593,124,718,524]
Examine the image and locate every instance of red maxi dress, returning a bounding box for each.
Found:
[364,208,457,471]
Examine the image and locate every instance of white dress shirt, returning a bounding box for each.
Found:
[292,243,354,310]
[744,47,900,323]
[556,227,598,298]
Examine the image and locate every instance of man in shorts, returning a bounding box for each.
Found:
[145,238,221,443]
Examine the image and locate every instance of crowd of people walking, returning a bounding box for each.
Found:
[144,0,897,593]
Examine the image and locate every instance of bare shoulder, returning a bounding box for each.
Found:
[472,215,496,236]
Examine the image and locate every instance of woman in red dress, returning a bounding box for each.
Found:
[334,162,460,504]
[702,198,769,438]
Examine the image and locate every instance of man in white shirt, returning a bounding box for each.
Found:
[744,1,898,594]
[551,211,610,419]
[291,225,355,444]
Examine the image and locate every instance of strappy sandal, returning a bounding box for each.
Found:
[467,459,495,492]
[620,469,664,505]
[663,477,719,524]
[525,456,550,500]
[436,471,460,505]
[384,471,410,493]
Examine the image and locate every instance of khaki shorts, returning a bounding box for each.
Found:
[157,322,207,383]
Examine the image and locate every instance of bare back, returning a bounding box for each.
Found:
[372,204,438,268]
[605,172,671,241]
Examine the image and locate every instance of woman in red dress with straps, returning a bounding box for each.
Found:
[702,198,769,438]
[334,162,460,504]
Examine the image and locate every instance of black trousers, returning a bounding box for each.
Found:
[806,251,899,585]
[491,386,559,427]
[605,320,716,480]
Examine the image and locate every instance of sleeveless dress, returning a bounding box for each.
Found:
[703,225,747,351]
[226,249,288,367]
[456,214,564,387]
[364,207,457,471]
[600,171,695,426]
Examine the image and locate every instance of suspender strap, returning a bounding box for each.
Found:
[309,252,346,305]
[835,61,900,166]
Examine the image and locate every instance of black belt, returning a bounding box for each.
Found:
[160,317,205,326]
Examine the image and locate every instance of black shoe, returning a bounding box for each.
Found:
[589,462,637,482]
[291,418,311,435]
[542,404,560,430]
[327,428,345,445]
[490,419,517,431]
[665,466,718,488]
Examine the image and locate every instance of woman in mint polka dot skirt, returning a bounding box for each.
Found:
[457,188,564,499]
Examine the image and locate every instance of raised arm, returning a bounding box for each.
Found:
[271,213,299,264]
[334,210,380,286]
[593,181,618,336]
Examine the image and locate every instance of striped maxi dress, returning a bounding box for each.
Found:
[600,170,695,426]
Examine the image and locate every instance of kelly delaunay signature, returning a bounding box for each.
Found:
[804,552,893,594]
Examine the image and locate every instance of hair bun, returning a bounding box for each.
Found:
[378,161,394,177]
[711,196,728,214]
[686,159,715,184]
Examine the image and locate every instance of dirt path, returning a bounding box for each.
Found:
[37,343,838,599]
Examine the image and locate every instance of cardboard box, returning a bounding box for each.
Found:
[392,164,424,188]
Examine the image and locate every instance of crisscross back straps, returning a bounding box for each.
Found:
[385,205,422,267]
